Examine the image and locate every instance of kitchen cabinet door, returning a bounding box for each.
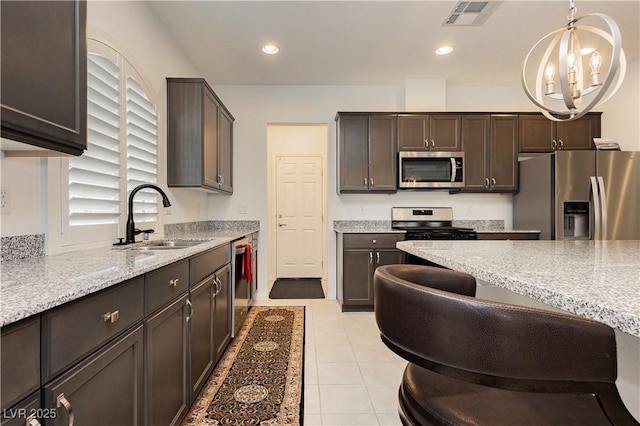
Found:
[189,277,215,403]
[1,392,40,426]
[461,114,491,191]
[489,115,518,192]
[167,78,234,193]
[0,317,40,411]
[430,114,461,151]
[398,114,429,151]
[0,0,87,156]
[145,294,189,426]
[556,114,600,150]
[338,114,369,192]
[43,325,144,426]
[214,263,232,363]
[518,113,600,153]
[398,114,461,151]
[343,249,374,306]
[369,115,398,191]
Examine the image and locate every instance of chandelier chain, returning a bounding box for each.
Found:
[567,0,577,26]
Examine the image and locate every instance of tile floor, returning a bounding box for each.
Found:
[254,299,405,426]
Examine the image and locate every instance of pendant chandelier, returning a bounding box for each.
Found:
[521,0,626,122]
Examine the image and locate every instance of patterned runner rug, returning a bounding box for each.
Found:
[182,306,305,425]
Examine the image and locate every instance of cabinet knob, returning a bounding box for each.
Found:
[56,393,74,426]
[169,278,180,287]
[372,239,377,244]
[102,310,119,324]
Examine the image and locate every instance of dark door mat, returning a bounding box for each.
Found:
[269,278,325,299]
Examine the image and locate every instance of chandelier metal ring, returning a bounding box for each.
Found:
[522,12,626,122]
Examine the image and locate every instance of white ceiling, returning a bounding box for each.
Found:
[146,1,640,87]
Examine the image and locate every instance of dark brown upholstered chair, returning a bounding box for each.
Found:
[374,264,639,426]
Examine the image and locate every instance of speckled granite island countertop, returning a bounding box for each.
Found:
[398,240,640,337]
[0,226,259,327]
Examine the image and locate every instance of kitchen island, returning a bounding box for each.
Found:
[397,239,640,420]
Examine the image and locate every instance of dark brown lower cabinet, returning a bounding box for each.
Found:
[213,264,232,363]
[340,233,405,311]
[145,295,189,426]
[1,316,40,412]
[189,278,215,403]
[43,325,144,426]
[1,392,41,426]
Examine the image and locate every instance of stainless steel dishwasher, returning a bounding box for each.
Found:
[231,237,250,337]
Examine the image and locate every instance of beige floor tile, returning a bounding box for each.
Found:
[376,412,403,425]
[315,330,350,346]
[304,413,323,425]
[358,362,404,385]
[319,384,375,414]
[315,345,356,363]
[322,413,380,425]
[351,344,399,364]
[366,384,399,413]
[305,362,319,384]
[305,384,322,414]
[317,362,363,385]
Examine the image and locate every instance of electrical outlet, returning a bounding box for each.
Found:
[1,186,10,214]
[237,205,248,215]
[359,206,366,214]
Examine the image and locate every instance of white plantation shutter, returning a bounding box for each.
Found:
[68,53,121,226]
[62,40,160,246]
[126,74,159,224]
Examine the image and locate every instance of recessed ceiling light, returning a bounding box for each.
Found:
[435,46,454,55]
[262,44,279,55]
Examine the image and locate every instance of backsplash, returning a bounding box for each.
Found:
[453,220,505,232]
[1,234,45,261]
[165,220,260,238]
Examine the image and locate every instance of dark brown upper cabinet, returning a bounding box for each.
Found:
[167,78,234,194]
[462,114,518,193]
[398,114,461,151]
[336,113,397,193]
[1,0,87,156]
[518,112,601,153]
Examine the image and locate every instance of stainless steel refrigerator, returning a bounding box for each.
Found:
[513,151,639,240]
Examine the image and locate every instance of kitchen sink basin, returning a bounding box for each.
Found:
[130,240,206,250]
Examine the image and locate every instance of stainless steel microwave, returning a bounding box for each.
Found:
[398,151,465,189]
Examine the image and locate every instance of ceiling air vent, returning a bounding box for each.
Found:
[444,1,501,26]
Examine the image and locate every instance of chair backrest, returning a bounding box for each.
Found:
[374,264,617,391]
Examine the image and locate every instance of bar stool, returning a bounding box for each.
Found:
[374,264,638,426]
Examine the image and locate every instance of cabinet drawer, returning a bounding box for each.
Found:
[1,391,40,426]
[145,260,189,314]
[190,244,230,286]
[1,316,40,410]
[343,233,404,249]
[42,276,144,381]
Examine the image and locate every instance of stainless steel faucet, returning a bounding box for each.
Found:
[125,184,171,244]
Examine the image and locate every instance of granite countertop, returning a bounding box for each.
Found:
[397,240,640,337]
[333,220,539,234]
[0,226,259,327]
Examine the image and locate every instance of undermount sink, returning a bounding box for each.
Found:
[130,240,205,250]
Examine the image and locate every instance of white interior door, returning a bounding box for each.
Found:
[276,156,323,278]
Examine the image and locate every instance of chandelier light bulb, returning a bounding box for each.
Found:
[590,51,602,86]
[521,0,626,121]
[545,62,556,94]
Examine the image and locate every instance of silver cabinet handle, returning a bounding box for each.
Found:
[558,139,564,149]
[376,252,380,264]
[220,175,225,184]
[370,178,373,186]
[491,177,496,188]
[484,177,490,188]
[26,414,41,426]
[364,178,367,186]
[597,176,607,240]
[431,139,435,150]
[552,139,557,150]
[424,139,428,149]
[215,276,222,296]
[186,299,193,323]
[102,310,119,324]
[169,278,179,287]
[369,251,373,264]
[56,393,74,426]
[590,176,601,240]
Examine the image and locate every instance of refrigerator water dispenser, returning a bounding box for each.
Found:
[563,202,589,239]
